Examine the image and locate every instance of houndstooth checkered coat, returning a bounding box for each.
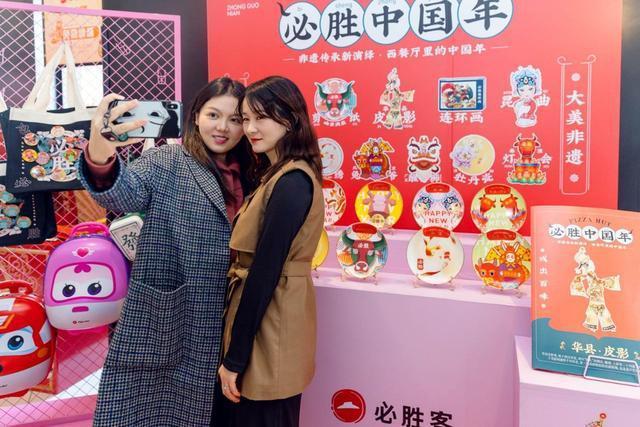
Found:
[79,144,231,427]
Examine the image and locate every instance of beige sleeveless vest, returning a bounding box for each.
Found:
[223,160,324,400]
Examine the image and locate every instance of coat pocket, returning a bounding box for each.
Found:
[105,279,187,368]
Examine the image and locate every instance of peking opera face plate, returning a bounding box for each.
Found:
[407,226,464,285]
[472,229,531,291]
[354,181,403,230]
[412,182,464,230]
[336,222,388,279]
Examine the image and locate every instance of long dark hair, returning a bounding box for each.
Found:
[182,77,259,199]
[241,76,322,183]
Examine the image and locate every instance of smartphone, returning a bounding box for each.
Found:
[109,100,183,139]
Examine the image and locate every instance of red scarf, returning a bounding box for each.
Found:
[214,157,243,221]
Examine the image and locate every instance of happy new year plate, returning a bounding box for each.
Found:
[412,182,464,230]
[470,184,527,232]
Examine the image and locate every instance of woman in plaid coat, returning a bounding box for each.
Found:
[78,78,257,426]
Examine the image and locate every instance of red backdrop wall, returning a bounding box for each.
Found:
[208,0,622,234]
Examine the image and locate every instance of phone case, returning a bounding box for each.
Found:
[108,213,144,261]
[110,100,182,139]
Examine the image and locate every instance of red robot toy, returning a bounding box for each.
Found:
[0,280,55,397]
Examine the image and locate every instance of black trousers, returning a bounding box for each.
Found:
[213,384,302,427]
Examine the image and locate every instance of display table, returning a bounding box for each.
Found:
[516,336,640,427]
[300,228,532,427]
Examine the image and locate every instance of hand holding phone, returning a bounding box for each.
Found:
[107,100,183,139]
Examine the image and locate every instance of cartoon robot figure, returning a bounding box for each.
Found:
[44,222,130,330]
[0,281,54,397]
[379,68,414,129]
[570,247,620,333]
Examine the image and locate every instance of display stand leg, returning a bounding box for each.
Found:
[448,280,455,291]
[583,355,640,386]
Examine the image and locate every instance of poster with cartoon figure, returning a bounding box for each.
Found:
[313,78,359,127]
[374,67,415,129]
[501,65,550,128]
[352,137,397,181]
[209,0,622,232]
[532,206,640,383]
[439,77,485,112]
[405,135,441,183]
[504,134,551,185]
